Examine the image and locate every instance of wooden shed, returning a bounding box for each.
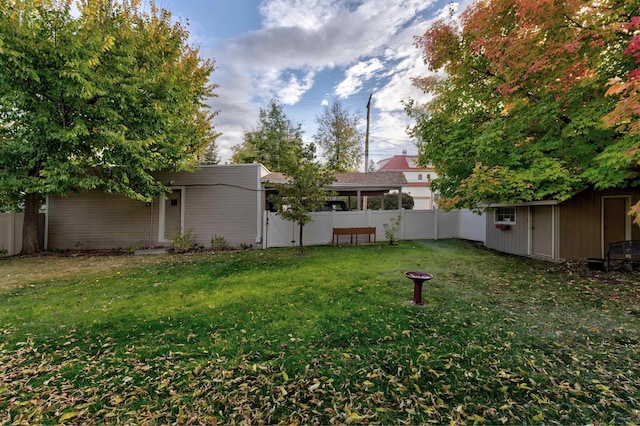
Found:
[484,188,640,261]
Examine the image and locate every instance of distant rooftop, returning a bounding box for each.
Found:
[377,154,434,171]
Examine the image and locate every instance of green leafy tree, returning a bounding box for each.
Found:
[0,0,218,254]
[407,0,640,215]
[267,145,335,255]
[231,99,303,171]
[367,192,414,210]
[198,143,220,165]
[314,100,363,173]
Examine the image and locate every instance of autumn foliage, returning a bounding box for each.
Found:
[409,0,640,219]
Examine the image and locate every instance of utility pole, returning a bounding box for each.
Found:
[363,94,372,210]
[365,94,372,173]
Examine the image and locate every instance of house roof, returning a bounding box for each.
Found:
[263,171,407,192]
[377,155,434,171]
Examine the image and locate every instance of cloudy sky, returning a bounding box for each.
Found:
[153,0,468,168]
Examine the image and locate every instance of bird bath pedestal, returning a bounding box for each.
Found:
[404,271,433,306]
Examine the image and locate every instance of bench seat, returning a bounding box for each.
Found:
[333,227,376,246]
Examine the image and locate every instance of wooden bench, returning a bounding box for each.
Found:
[607,240,640,270]
[333,227,376,246]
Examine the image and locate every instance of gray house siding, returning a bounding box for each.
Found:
[154,165,263,248]
[47,164,264,250]
[485,206,530,257]
[48,191,152,250]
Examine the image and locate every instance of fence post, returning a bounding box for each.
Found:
[9,212,16,256]
[434,209,439,240]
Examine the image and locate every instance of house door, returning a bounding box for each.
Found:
[603,197,629,255]
[164,190,182,239]
[531,205,553,258]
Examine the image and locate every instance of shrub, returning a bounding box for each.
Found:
[211,235,227,251]
[171,229,195,253]
[383,215,401,245]
[367,192,414,210]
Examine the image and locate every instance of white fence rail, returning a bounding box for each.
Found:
[0,212,23,257]
[263,209,486,248]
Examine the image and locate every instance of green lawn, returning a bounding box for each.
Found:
[1,240,639,424]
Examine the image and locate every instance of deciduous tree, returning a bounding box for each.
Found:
[0,0,218,254]
[604,14,640,223]
[231,99,303,172]
[267,145,335,255]
[314,100,363,173]
[407,0,640,217]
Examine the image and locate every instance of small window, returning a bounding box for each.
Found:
[418,174,423,180]
[427,174,431,181]
[495,207,516,224]
[170,199,178,206]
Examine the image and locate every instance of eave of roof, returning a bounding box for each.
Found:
[262,171,407,191]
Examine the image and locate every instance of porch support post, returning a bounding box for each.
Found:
[357,190,362,210]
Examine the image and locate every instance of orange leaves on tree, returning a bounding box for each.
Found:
[414,20,461,72]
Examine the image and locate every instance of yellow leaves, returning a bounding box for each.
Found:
[518,383,533,391]
[497,370,511,379]
[344,404,363,424]
[101,35,115,52]
[467,413,486,423]
[532,412,544,422]
[59,411,81,422]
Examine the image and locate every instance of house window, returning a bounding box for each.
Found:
[427,174,431,181]
[418,174,423,180]
[495,207,516,224]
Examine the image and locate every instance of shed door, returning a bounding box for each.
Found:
[531,205,553,258]
[164,190,182,238]
[603,197,628,253]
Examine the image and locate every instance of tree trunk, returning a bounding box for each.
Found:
[298,222,305,255]
[20,192,41,255]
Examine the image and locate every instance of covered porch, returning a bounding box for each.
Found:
[262,171,407,211]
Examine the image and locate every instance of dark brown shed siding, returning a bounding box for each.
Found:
[559,188,640,259]
[485,206,530,256]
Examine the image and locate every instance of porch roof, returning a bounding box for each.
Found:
[262,171,407,193]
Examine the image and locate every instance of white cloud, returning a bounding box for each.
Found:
[203,0,445,162]
[336,58,384,98]
[276,71,316,104]
[259,0,341,30]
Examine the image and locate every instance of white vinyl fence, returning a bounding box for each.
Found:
[2,209,486,255]
[0,212,23,256]
[263,209,486,248]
